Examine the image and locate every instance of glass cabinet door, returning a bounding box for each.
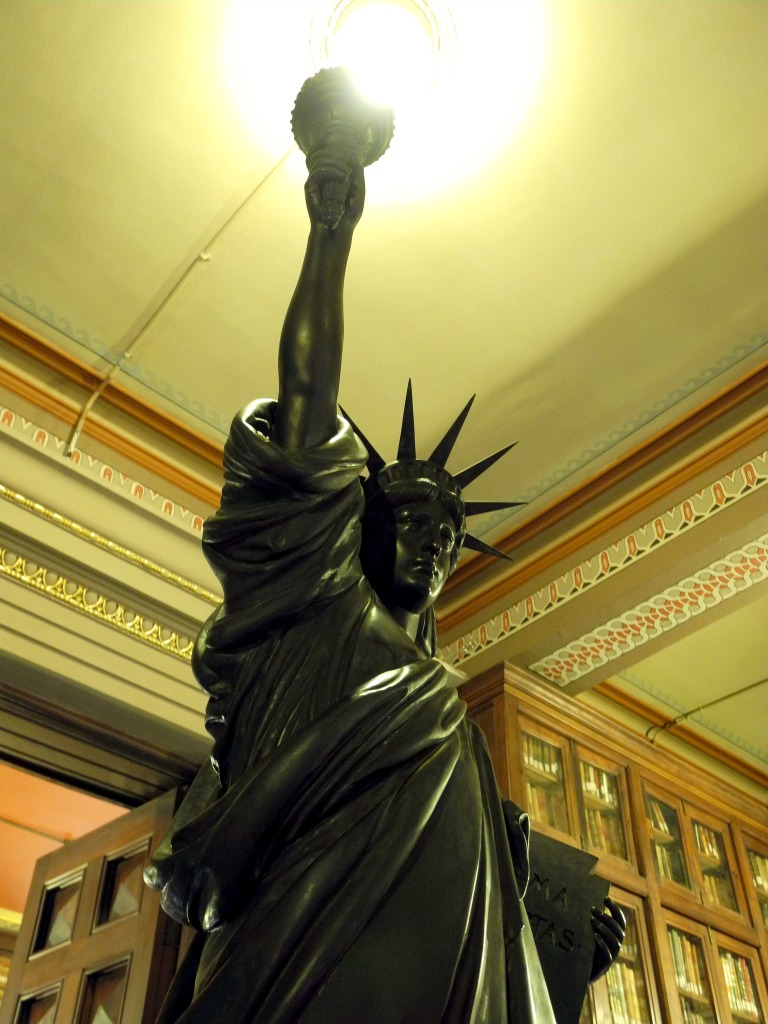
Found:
[577,753,630,861]
[589,891,660,1024]
[718,947,764,1023]
[603,905,653,1024]
[690,818,739,913]
[645,791,691,890]
[521,725,573,836]
[745,846,768,930]
[668,925,717,1024]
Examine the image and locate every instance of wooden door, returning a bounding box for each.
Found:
[0,789,182,1024]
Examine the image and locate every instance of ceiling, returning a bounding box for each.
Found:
[0,763,124,914]
[0,0,766,809]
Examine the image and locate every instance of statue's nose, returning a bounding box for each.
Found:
[421,532,441,555]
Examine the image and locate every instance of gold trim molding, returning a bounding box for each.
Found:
[3,308,768,647]
[0,545,194,662]
[0,482,220,605]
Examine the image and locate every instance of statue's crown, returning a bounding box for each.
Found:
[341,381,524,562]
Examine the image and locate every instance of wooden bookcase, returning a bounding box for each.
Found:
[463,663,768,1024]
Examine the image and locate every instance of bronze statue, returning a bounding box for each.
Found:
[145,70,624,1024]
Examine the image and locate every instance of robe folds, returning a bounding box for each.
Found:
[145,400,556,1024]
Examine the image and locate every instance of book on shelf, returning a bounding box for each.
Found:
[680,1002,713,1024]
[747,849,768,895]
[655,841,669,880]
[669,928,709,999]
[525,781,568,832]
[525,781,542,821]
[606,961,645,1024]
[693,822,722,862]
[523,734,561,779]
[624,962,644,1024]
[586,807,626,857]
[720,951,760,1019]
[619,916,639,962]
[699,859,737,910]
[655,841,685,884]
[701,873,720,904]
[647,797,672,835]
[580,762,619,807]
[606,967,630,1024]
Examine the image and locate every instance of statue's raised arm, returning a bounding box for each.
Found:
[276,152,365,449]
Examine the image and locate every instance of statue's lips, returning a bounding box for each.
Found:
[411,560,438,578]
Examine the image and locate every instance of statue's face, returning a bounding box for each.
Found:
[390,500,456,614]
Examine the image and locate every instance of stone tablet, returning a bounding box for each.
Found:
[524,830,610,1024]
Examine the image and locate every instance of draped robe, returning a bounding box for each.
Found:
[145,400,557,1024]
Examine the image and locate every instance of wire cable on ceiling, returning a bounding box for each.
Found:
[645,674,768,743]
[65,144,297,458]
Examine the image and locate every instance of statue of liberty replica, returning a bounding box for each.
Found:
[145,69,623,1024]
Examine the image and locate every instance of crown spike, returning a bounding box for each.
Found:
[339,405,386,476]
[462,534,513,561]
[464,500,526,516]
[397,379,417,460]
[454,442,518,490]
[428,394,475,468]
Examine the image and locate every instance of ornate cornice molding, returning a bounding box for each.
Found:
[439,359,768,627]
[3,312,767,607]
[0,361,221,509]
[441,451,768,667]
[0,399,214,534]
[531,535,768,685]
[593,680,768,790]
[0,483,219,605]
[0,545,194,662]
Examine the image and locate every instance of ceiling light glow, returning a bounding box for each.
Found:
[311,0,455,109]
[224,0,549,201]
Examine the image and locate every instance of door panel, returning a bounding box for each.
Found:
[0,790,182,1024]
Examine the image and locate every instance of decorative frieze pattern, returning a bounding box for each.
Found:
[0,545,194,662]
[0,403,208,535]
[3,400,767,681]
[441,451,768,667]
[530,537,768,686]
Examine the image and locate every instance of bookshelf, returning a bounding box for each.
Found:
[655,912,768,1024]
[719,949,763,1023]
[588,892,658,1024]
[521,722,573,836]
[690,814,741,915]
[462,664,768,1024]
[577,750,631,863]
[668,923,718,1024]
[645,791,692,890]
